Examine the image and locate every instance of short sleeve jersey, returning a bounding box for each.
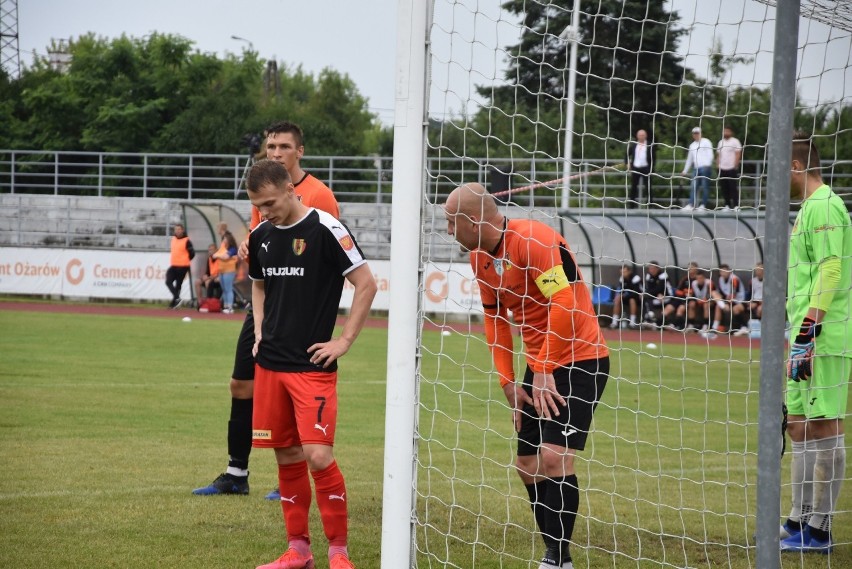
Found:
[717,274,745,301]
[617,272,642,294]
[689,279,714,300]
[717,137,742,170]
[750,277,763,302]
[250,172,340,228]
[644,271,672,298]
[249,208,366,372]
[471,219,608,366]
[787,184,852,356]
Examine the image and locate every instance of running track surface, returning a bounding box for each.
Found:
[0,300,759,349]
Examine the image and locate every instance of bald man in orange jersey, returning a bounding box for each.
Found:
[194,121,340,498]
[445,183,609,569]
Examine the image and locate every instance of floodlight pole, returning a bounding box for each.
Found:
[755,1,799,567]
[230,35,254,52]
[560,0,580,210]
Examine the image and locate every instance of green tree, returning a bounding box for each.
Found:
[482,0,692,160]
[4,33,388,157]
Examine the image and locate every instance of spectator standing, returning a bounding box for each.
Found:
[681,127,714,211]
[717,126,743,210]
[165,223,195,308]
[626,129,654,208]
[610,265,643,329]
[214,231,239,314]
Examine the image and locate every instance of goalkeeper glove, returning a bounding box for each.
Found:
[787,317,821,382]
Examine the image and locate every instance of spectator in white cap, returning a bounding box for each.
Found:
[681,126,714,211]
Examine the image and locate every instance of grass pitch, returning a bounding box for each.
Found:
[1,308,848,568]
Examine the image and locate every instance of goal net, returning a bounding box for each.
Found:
[396,0,852,567]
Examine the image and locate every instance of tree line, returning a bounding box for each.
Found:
[1,5,848,196]
[0,33,393,158]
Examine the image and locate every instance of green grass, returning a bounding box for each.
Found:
[1,309,848,568]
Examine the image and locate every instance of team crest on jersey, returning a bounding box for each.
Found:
[494,256,512,276]
[338,235,354,251]
[292,239,307,255]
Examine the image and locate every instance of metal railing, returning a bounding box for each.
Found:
[0,150,394,203]
[1,149,850,207]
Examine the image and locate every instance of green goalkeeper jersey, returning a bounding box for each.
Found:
[787,184,852,356]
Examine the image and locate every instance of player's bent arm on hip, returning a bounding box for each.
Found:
[251,280,265,357]
[307,262,377,368]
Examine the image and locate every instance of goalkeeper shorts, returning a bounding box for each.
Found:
[786,354,850,419]
[517,356,609,455]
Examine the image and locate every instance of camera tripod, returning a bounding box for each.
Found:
[234,154,256,199]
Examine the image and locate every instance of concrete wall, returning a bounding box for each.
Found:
[0,194,399,260]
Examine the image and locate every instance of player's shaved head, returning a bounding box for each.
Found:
[446,183,499,221]
[444,183,505,252]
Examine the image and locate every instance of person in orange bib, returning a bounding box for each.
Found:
[165,223,194,309]
[444,183,609,569]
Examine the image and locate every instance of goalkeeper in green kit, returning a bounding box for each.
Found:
[780,130,852,554]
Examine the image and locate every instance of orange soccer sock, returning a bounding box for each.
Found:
[310,460,348,546]
[278,461,312,543]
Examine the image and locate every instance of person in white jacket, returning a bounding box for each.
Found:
[681,126,714,210]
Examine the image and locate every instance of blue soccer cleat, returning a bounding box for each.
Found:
[780,525,833,554]
[192,473,249,495]
[780,521,801,540]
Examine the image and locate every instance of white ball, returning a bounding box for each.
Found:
[441,330,452,337]
[182,316,192,323]
[646,342,657,350]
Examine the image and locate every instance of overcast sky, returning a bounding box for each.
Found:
[19,0,851,126]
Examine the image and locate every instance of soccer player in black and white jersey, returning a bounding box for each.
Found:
[246,159,376,569]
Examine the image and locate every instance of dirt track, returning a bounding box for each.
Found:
[0,300,759,349]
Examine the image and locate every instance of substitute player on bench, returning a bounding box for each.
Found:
[444,183,609,569]
[193,122,339,498]
[247,159,376,569]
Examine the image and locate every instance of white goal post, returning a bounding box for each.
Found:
[383,1,852,567]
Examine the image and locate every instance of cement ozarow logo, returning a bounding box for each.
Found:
[262,266,305,277]
[65,258,85,285]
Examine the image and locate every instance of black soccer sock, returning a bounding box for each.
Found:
[543,474,579,554]
[227,397,253,471]
[525,481,549,541]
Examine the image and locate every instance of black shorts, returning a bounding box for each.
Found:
[232,311,256,381]
[517,356,609,455]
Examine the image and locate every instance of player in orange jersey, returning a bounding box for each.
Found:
[444,183,609,569]
[194,122,340,499]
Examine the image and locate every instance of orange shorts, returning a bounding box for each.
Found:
[252,365,338,448]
